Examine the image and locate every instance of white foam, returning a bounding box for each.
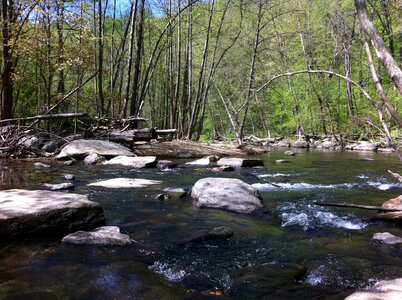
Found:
[257,173,295,178]
[305,265,326,285]
[367,181,401,190]
[252,182,358,191]
[315,211,366,230]
[149,261,186,282]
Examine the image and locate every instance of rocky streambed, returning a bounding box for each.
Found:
[0,141,401,299]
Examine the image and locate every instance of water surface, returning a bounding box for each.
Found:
[0,149,401,299]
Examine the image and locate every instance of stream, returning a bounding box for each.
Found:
[0,149,401,299]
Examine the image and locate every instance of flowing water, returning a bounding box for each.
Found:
[0,149,401,299]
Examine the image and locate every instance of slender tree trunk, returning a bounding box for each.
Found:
[354,0,402,95]
[97,0,105,117]
[187,0,214,139]
[122,0,138,117]
[56,0,65,95]
[1,0,13,119]
[130,0,145,117]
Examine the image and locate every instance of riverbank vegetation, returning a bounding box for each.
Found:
[0,0,401,151]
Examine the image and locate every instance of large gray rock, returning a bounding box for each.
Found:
[345,278,402,300]
[217,157,263,168]
[353,141,378,152]
[88,178,162,189]
[0,189,105,237]
[103,155,157,168]
[291,140,309,148]
[373,232,402,245]
[57,139,134,159]
[62,226,133,245]
[191,177,265,214]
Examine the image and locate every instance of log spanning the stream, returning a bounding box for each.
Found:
[313,201,402,212]
[0,112,88,125]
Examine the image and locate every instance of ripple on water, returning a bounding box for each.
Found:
[149,261,186,282]
[279,202,367,231]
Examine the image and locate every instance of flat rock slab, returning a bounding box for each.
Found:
[373,232,402,245]
[191,177,266,214]
[88,178,162,189]
[345,278,402,300]
[0,189,105,237]
[103,156,157,168]
[217,158,264,168]
[42,182,75,191]
[186,158,212,166]
[62,226,133,245]
[57,139,134,159]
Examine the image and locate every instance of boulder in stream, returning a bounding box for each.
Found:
[0,189,105,237]
[345,278,402,300]
[191,177,266,214]
[42,182,75,191]
[57,139,134,159]
[382,195,402,210]
[83,153,106,165]
[186,156,218,166]
[62,226,133,245]
[103,155,157,168]
[157,160,177,169]
[88,178,162,189]
[373,232,402,245]
[217,157,264,168]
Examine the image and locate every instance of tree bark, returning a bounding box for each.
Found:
[1,0,13,119]
[354,0,402,95]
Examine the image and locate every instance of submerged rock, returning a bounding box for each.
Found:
[182,226,233,245]
[83,153,105,165]
[373,232,402,245]
[230,263,306,298]
[284,151,295,156]
[0,189,105,237]
[62,226,133,245]
[191,177,266,214]
[275,159,289,164]
[211,165,235,172]
[42,182,75,191]
[345,278,402,300]
[57,139,134,159]
[103,155,157,168]
[163,188,187,199]
[34,162,50,168]
[217,157,264,168]
[63,174,75,180]
[88,178,162,189]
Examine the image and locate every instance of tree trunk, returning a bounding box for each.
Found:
[130,0,145,117]
[1,0,13,119]
[354,0,402,95]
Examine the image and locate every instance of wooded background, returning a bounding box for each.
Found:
[1,0,401,143]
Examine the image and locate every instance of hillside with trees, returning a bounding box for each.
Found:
[1,0,401,149]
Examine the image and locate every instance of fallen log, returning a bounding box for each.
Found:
[366,211,402,222]
[0,113,88,125]
[313,201,402,212]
